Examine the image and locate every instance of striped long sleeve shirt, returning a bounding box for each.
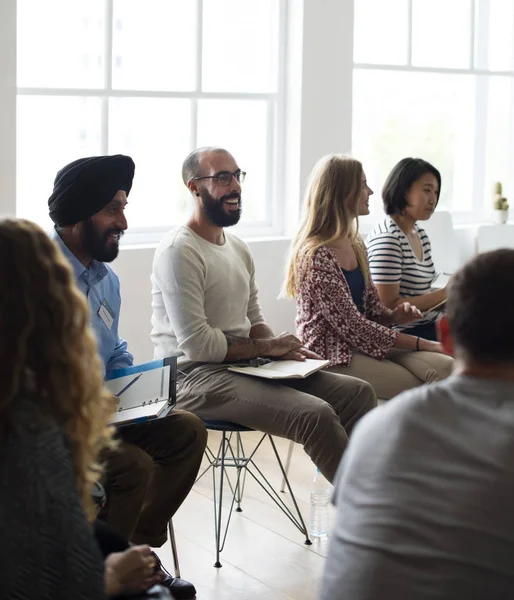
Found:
[366,217,438,330]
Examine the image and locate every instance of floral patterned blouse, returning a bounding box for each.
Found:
[295,244,399,367]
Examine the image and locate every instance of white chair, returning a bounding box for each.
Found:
[476,224,514,253]
[421,210,461,274]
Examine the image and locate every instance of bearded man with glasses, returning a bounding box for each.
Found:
[150,147,377,484]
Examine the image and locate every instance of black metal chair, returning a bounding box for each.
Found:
[196,420,311,567]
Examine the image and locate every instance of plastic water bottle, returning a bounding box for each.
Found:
[309,468,330,538]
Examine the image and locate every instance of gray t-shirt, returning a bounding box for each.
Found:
[320,375,514,600]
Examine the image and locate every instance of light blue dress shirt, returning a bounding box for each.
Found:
[52,230,134,373]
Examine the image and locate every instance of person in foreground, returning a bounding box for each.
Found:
[48,155,206,599]
[320,248,514,600]
[366,157,447,341]
[0,218,165,599]
[150,146,377,484]
[284,154,453,400]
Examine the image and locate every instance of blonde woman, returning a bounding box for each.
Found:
[0,219,162,598]
[283,155,453,400]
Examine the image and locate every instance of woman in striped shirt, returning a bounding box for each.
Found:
[366,158,447,341]
[283,155,453,400]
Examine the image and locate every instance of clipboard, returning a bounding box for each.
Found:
[105,357,177,426]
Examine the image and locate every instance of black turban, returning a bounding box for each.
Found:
[48,155,135,227]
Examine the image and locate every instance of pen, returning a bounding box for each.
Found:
[114,372,143,398]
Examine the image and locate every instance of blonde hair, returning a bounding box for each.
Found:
[0,219,116,521]
[283,154,369,298]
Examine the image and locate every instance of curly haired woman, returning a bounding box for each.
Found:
[0,219,162,599]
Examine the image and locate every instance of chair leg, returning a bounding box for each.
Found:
[267,435,311,545]
[234,432,247,512]
[212,431,227,568]
[167,519,181,579]
[280,440,295,493]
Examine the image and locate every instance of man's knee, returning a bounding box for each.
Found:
[164,410,208,457]
[355,379,378,411]
[315,402,342,427]
[180,410,208,453]
[331,373,378,411]
[106,444,153,491]
[295,402,342,440]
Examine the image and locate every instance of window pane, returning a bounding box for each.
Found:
[486,0,514,71]
[197,100,269,223]
[202,0,279,92]
[484,77,514,213]
[17,0,105,88]
[17,96,102,228]
[352,70,475,214]
[412,0,472,68]
[108,98,192,228]
[354,0,409,65]
[112,0,197,91]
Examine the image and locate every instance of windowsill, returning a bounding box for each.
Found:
[453,220,514,229]
[120,234,292,252]
[119,218,513,251]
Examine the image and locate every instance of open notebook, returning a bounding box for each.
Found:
[105,357,177,426]
[228,358,330,380]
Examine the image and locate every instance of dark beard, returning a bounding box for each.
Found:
[200,189,242,227]
[83,218,124,263]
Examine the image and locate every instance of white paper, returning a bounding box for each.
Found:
[228,358,329,380]
[105,365,171,412]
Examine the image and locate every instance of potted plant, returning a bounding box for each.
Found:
[493,182,509,224]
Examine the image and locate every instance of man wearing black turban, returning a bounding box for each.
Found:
[49,154,135,263]
[49,155,206,599]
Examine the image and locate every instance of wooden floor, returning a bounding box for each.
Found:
[156,430,335,600]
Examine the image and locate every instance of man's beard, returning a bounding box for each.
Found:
[200,189,242,227]
[83,218,124,263]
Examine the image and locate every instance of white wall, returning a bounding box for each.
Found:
[0,0,16,214]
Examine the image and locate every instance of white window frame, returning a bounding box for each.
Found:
[15,0,289,243]
[352,0,514,226]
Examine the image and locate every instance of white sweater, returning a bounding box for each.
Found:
[151,226,265,364]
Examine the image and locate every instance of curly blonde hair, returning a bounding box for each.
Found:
[0,219,116,521]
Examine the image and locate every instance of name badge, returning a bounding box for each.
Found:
[98,299,115,331]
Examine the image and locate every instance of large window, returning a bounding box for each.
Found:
[16,0,285,238]
[352,0,514,223]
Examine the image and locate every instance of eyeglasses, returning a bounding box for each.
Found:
[192,170,246,186]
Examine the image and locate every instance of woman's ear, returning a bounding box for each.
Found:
[437,315,454,356]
